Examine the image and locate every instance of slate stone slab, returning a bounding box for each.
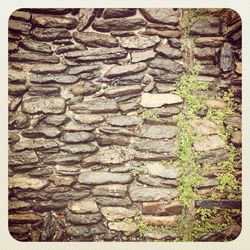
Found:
[9,150,38,166]
[119,36,160,49]
[195,200,241,209]
[9,52,60,63]
[31,28,72,41]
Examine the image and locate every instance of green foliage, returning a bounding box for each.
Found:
[216,173,239,193]
[131,165,148,177]
[140,110,159,121]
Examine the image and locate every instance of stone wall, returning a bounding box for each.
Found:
[8,8,242,241]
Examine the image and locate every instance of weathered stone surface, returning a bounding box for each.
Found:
[28,167,53,177]
[55,44,85,55]
[33,201,67,212]
[156,44,182,59]
[9,112,30,129]
[133,139,178,154]
[9,225,30,235]
[155,83,176,93]
[120,36,160,49]
[150,57,184,73]
[9,150,38,166]
[9,19,31,35]
[106,115,143,127]
[190,18,221,36]
[205,99,227,109]
[30,64,67,74]
[96,197,132,206]
[9,84,28,96]
[66,212,102,225]
[137,175,179,187]
[68,200,99,214]
[55,165,80,176]
[145,162,179,179]
[142,201,183,215]
[12,139,58,151]
[61,143,98,154]
[97,134,130,146]
[129,187,178,202]
[141,215,177,227]
[19,39,52,54]
[144,231,177,240]
[78,172,133,185]
[104,85,143,98]
[108,221,137,235]
[144,28,181,38]
[8,131,20,145]
[101,206,138,221]
[92,18,146,32]
[22,126,61,139]
[52,190,90,201]
[139,125,178,139]
[231,131,242,146]
[99,126,134,136]
[29,86,61,96]
[70,99,119,114]
[63,121,95,132]
[199,65,221,77]
[9,212,43,224]
[70,82,101,96]
[74,114,103,124]
[9,200,32,210]
[199,178,219,188]
[190,119,219,135]
[32,16,77,29]
[114,73,144,86]
[168,38,181,48]
[9,69,26,84]
[131,50,156,63]
[195,37,226,47]
[220,42,233,72]
[42,153,82,165]
[149,68,179,82]
[92,184,127,197]
[198,148,229,164]
[10,10,31,22]
[73,32,118,47]
[50,175,75,186]
[105,63,148,78]
[103,9,136,19]
[68,65,99,75]
[66,225,106,237]
[194,135,225,152]
[61,131,95,143]
[140,9,178,25]
[22,97,65,114]
[24,8,71,15]
[30,74,79,84]
[140,93,183,108]
[77,9,96,31]
[15,190,51,201]
[235,62,242,75]
[9,52,59,63]
[82,148,130,166]
[9,96,22,112]
[9,174,48,190]
[195,200,241,209]
[31,28,71,41]
[119,101,140,113]
[43,115,70,126]
[195,47,217,60]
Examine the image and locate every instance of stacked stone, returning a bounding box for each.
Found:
[8,8,241,241]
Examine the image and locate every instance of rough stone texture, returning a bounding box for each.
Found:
[194,135,225,152]
[220,42,234,72]
[138,125,178,139]
[9,52,60,63]
[103,9,136,19]
[9,150,38,166]
[101,206,138,221]
[92,185,127,197]
[140,93,183,107]
[31,28,71,41]
[142,201,183,215]
[68,200,99,214]
[129,187,178,202]
[61,131,95,143]
[66,212,102,225]
[22,97,65,114]
[190,119,219,135]
[97,134,130,146]
[120,36,160,49]
[78,172,133,185]
[150,57,184,73]
[108,221,137,235]
[190,18,221,36]
[156,44,182,59]
[106,115,143,127]
[22,126,61,139]
[104,85,143,98]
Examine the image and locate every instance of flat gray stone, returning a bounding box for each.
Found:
[12,139,58,151]
[70,99,119,114]
[99,126,135,136]
[129,187,178,202]
[68,200,99,214]
[21,126,61,139]
[67,65,99,75]
[31,27,71,41]
[30,74,79,84]
[30,64,68,74]
[81,148,130,166]
[73,32,119,47]
[190,119,219,135]
[105,62,148,78]
[61,143,98,154]
[74,114,104,124]
[96,197,131,206]
[106,115,143,127]
[29,86,61,96]
[55,165,80,176]
[19,39,52,54]
[92,17,146,32]
[66,212,102,225]
[9,112,30,129]
[139,125,178,139]
[9,174,48,190]
[155,44,182,59]
[63,121,95,132]
[9,19,31,35]
[66,225,106,237]
[78,172,133,185]
[42,153,82,165]
[9,150,38,166]
[120,35,160,49]
[97,134,130,146]
[194,135,225,152]
[155,83,177,93]
[137,175,179,187]
[104,85,143,98]
[43,115,70,126]
[220,42,233,72]
[60,131,95,143]
[108,221,137,235]
[22,97,65,114]
[195,47,217,60]
[9,52,59,63]
[140,93,183,108]
[32,15,77,29]
[150,57,184,73]
[131,50,156,63]
[149,68,179,82]
[9,69,26,84]
[133,139,178,154]
[101,207,138,221]
[92,184,127,197]
[77,9,96,31]
[140,9,179,25]
[51,190,90,201]
[103,8,136,19]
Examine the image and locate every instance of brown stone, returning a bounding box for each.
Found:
[101,207,138,221]
[108,221,137,235]
[97,134,130,146]
[193,135,225,152]
[104,85,143,98]
[142,201,183,215]
[190,119,220,135]
[9,212,43,224]
[141,215,177,227]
